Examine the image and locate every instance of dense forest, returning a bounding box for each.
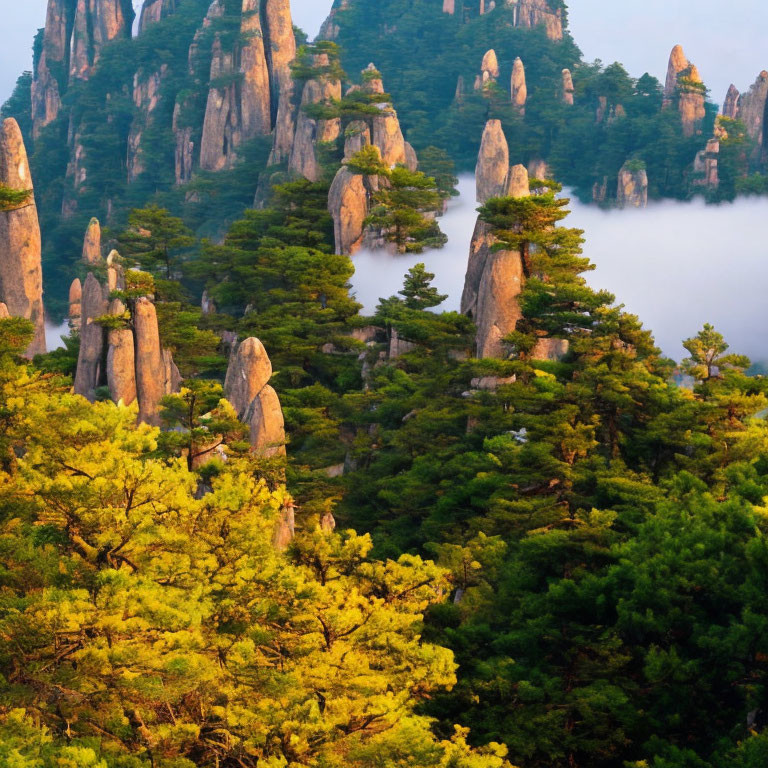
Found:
[1,0,768,766]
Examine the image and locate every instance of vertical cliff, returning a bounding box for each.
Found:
[69,0,134,82]
[0,119,47,358]
[137,0,177,34]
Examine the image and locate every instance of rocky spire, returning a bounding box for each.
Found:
[69,278,82,330]
[617,162,648,208]
[562,68,575,105]
[662,45,706,137]
[82,217,102,264]
[69,0,133,82]
[138,0,177,34]
[328,166,369,256]
[240,0,272,140]
[468,163,530,360]
[31,0,78,137]
[134,296,166,425]
[225,337,286,456]
[511,57,527,114]
[476,119,509,203]
[722,84,741,119]
[0,119,47,358]
[480,50,499,87]
[663,44,689,105]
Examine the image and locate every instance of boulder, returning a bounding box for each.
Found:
[0,118,47,357]
[476,120,509,203]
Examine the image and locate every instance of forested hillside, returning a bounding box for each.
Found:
[1,1,768,767]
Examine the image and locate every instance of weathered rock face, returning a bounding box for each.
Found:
[224,337,273,419]
[511,57,527,114]
[443,0,455,12]
[562,68,574,105]
[474,247,525,359]
[678,65,706,138]
[31,0,78,137]
[82,217,102,264]
[127,66,167,182]
[262,0,297,98]
[224,337,286,456]
[528,157,549,180]
[173,103,195,185]
[138,0,176,34]
[693,138,720,189]
[318,0,349,40]
[244,384,286,456]
[200,35,241,172]
[344,120,371,158]
[134,296,166,425]
[736,71,768,148]
[69,0,133,82]
[74,272,108,399]
[289,80,324,181]
[106,298,137,405]
[476,119,509,203]
[511,0,564,41]
[617,162,648,208]
[723,84,741,119]
[329,166,369,255]
[506,163,530,197]
[0,119,47,358]
[372,110,407,168]
[240,0,272,140]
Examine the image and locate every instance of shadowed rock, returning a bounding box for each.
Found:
[138,0,177,34]
[240,0,272,139]
[0,118,47,357]
[74,273,108,399]
[723,84,741,119]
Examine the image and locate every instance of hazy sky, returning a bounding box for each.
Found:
[3,1,768,105]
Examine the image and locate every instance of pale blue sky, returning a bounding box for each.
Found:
[2,1,767,107]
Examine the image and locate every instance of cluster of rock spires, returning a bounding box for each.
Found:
[327,65,418,256]
[0,119,47,357]
[70,218,182,425]
[69,216,286,453]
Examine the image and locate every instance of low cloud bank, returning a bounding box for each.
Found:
[350,175,768,362]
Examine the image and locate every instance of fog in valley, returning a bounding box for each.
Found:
[351,176,768,363]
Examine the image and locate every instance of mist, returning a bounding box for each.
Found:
[350,176,768,363]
